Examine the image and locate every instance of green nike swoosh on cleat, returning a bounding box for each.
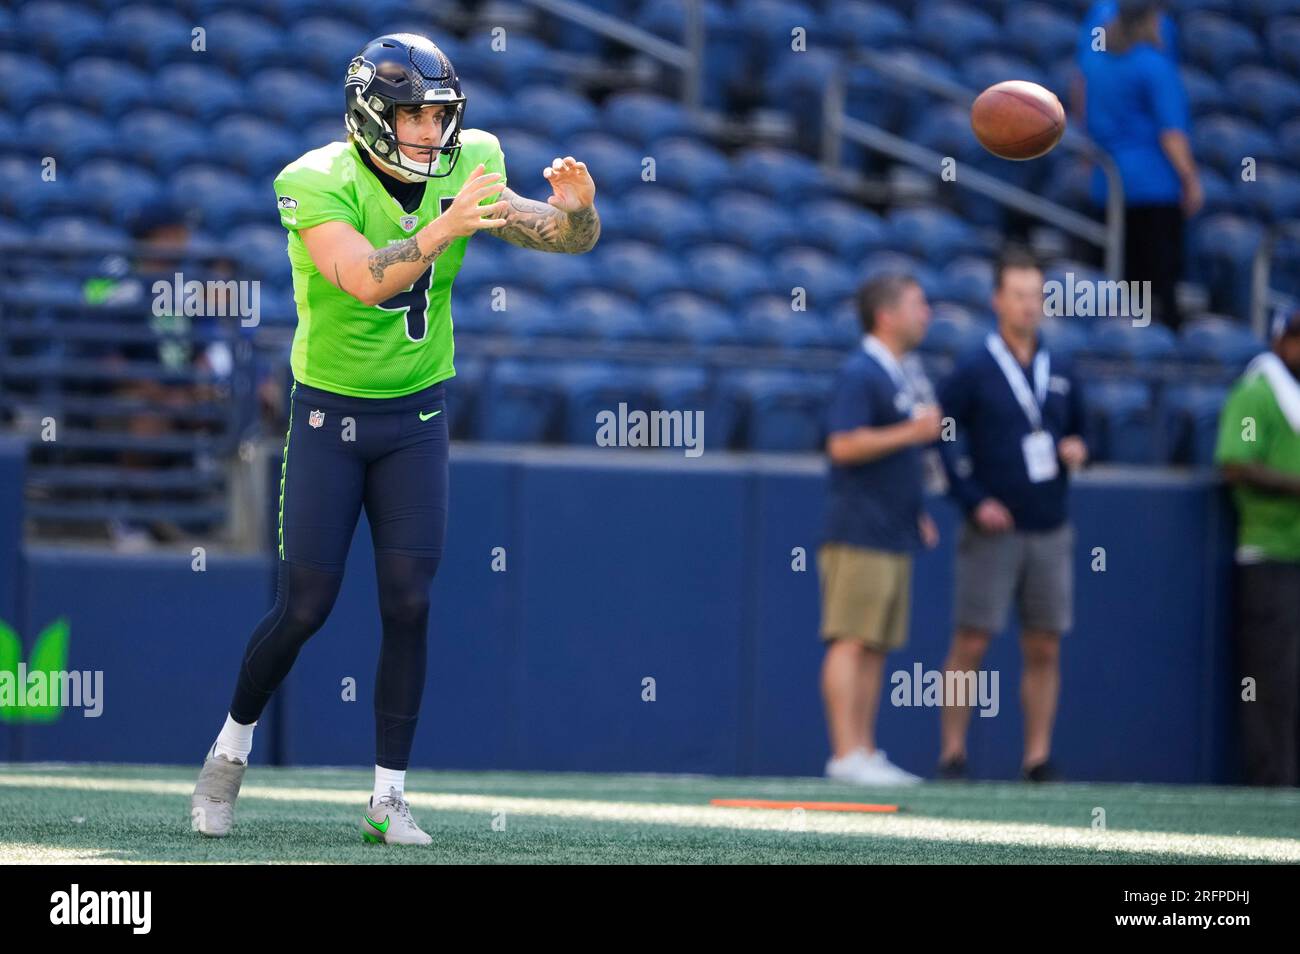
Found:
[365,814,390,834]
[419,410,441,421]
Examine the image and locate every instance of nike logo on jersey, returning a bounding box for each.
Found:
[419,410,441,421]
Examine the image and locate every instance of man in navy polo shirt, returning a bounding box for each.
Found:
[937,248,1088,782]
[819,273,941,786]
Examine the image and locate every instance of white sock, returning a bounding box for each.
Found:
[209,714,257,764]
[373,766,406,802]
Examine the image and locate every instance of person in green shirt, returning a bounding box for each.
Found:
[1214,309,1300,786]
[191,33,600,843]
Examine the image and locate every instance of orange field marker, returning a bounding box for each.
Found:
[709,798,899,813]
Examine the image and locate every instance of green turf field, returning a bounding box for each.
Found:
[1,763,1298,864]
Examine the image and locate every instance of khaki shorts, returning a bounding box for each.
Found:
[818,543,912,651]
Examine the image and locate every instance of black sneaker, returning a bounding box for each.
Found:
[937,756,968,780]
[1022,760,1062,783]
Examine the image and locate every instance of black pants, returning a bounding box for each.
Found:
[1124,204,1185,331]
[1236,562,1300,786]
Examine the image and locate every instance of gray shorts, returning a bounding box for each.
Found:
[954,520,1075,635]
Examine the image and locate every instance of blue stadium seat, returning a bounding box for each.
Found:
[167,166,265,232]
[796,200,888,260]
[246,70,338,124]
[645,292,745,346]
[830,1,912,48]
[618,190,713,248]
[510,88,601,141]
[920,306,992,357]
[21,1,105,59]
[564,289,649,341]
[940,258,994,311]
[445,355,486,439]
[731,370,831,452]
[1270,16,1300,75]
[1178,316,1266,368]
[961,53,1047,99]
[906,104,983,159]
[22,106,122,162]
[1086,321,1178,364]
[733,148,836,201]
[739,297,834,349]
[1043,156,1094,210]
[1180,66,1229,118]
[456,33,559,93]
[1182,13,1264,74]
[73,160,165,222]
[1190,214,1264,316]
[1196,115,1279,176]
[105,5,196,69]
[592,241,691,299]
[916,1,1002,60]
[1083,380,1158,464]
[1199,167,1238,216]
[500,243,596,299]
[1002,4,1076,67]
[0,217,30,243]
[460,80,509,132]
[861,251,942,301]
[558,363,657,445]
[474,286,553,338]
[645,137,734,201]
[1161,383,1229,467]
[155,64,243,121]
[0,156,84,222]
[1038,318,1089,359]
[66,58,153,119]
[496,129,557,193]
[708,192,798,256]
[226,224,289,283]
[289,18,367,77]
[118,111,213,172]
[1226,67,1300,126]
[202,12,282,73]
[213,116,302,179]
[564,133,644,198]
[601,92,699,147]
[1236,165,1300,222]
[0,54,59,113]
[1280,118,1300,162]
[685,244,773,306]
[734,0,823,59]
[774,247,858,306]
[36,216,130,248]
[477,360,564,442]
[889,207,980,263]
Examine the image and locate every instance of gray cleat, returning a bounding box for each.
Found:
[360,786,433,846]
[190,752,248,837]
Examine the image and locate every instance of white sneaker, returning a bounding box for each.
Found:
[826,748,921,786]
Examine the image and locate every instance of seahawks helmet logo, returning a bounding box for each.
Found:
[345,57,375,89]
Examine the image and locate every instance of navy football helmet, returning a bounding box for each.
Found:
[344,34,466,181]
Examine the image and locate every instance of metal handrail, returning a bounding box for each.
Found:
[822,50,1126,277]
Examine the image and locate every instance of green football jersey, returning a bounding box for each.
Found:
[272,129,506,398]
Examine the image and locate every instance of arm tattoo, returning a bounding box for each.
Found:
[366,236,450,284]
[492,188,601,253]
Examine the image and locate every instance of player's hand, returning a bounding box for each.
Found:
[919,512,940,549]
[542,156,595,212]
[974,498,1014,533]
[1058,435,1088,471]
[908,404,943,444]
[442,163,508,238]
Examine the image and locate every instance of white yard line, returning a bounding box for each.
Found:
[2,772,1298,862]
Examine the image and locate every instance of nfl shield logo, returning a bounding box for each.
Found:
[309,409,324,428]
[399,215,418,232]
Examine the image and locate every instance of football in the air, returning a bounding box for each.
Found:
[970,80,1066,161]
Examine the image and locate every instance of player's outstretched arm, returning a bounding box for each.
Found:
[492,156,600,254]
[299,164,507,306]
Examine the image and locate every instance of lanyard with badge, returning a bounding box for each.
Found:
[986,332,1058,483]
[863,335,915,414]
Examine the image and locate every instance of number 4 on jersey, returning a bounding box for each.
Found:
[377,196,456,342]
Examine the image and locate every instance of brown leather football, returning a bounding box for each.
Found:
[970,80,1066,161]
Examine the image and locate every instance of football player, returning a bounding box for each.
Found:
[191,33,599,844]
